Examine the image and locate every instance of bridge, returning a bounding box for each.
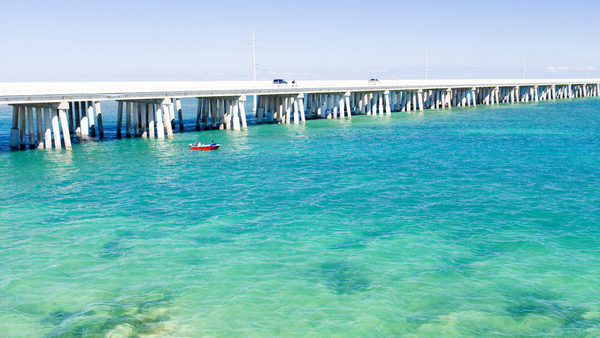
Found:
[2,79,599,150]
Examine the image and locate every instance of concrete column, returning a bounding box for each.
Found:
[117,101,123,138]
[417,90,424,112]
[293,96,300,124]
[58,102,72,150]
[534,86,539,102]
[267,96,275,122]
[148,103,156,138]
[51,106,61,150]
[369,93,375,115]
[232,99,241,130]
[80,101,89,138]
[338,94,345,119]
[384,91,391,115]
[264,97,271,122]
[132,101,139,136]
[155,102,165,139]
[163,101,174,138]
[176,98,184,131]
[141,102,148,138]
[26,106,35,148]
[332,94,339,119]
[87,101,96,137]
[203,99,210,127]
[196,98,202,130]
[9,106,19,149]
[344,92,352,119]
[299,94,306,124]
[472,88,477,107]
[67,102,74,133]
[74,102,81,137]
[126,101,132,138]
[256,96,264,124]
[209,98,216,128]
[223,99,231,129]
[169,99,176,129]
[239,97,247,130]
[94,101,104,138]
[43,106,51,150]
[285,96,292,124]
[466,90,472,107]
[35,105,43,149]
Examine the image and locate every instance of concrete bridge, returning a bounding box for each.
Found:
[3,79,599,150]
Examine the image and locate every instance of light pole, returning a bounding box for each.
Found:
[425,43,429,80]
[522,50,526,79]
[251,30,258,112]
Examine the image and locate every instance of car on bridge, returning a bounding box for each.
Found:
[369,79,380,85]
[273,79,288,85]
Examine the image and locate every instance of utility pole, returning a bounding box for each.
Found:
[252,30,257,82]
[586,57,589,79]
[522,50,526,79]
[425,43,429,80]
[251,30,257,112]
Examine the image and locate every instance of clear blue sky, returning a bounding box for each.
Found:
[1,0,598,81]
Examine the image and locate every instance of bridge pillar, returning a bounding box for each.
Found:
[384,91,391,115]
[87,101,96,137]
[285,96,292,124]
[155,102,165,139]
[176,98,184,131]
[35,105,43,149]
[232,98,241,130]
[74,101,81,137]
[58,102,72,150]
[140,102,147,138]
[292,96,300,124]
[417,89,424,112]
[51,106,61,149]
[26,106,35,148]
[169,100,176,130]
[43,105,52,150]
[92,101,102,138]
[344,92,352,119]
[80,101,89,138]
[116,101,123,138]
[9,106,19,149]
[299,94,306,124]
[163,100,174,138]
[125,101,132,138]
[198,98,205,129]
[68,102,74,134]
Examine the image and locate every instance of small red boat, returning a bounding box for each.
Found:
[189,143,220,150]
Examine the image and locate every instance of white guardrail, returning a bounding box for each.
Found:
[0,79,598,104]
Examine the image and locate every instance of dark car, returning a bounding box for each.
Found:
[369,78,380,84]
[273,79,288,84]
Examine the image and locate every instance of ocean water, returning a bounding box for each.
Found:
[1,98,599,337]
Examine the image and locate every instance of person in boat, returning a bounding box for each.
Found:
[194,140,199,146]
[210,140,216,147]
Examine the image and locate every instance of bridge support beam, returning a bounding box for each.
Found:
[176,98,184,131]
[58,102,72,150]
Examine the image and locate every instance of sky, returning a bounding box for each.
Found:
[0,0,598,82]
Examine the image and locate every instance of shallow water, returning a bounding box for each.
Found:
[1,98,599,337]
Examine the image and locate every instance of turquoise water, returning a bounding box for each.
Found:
[1,98,600,337]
